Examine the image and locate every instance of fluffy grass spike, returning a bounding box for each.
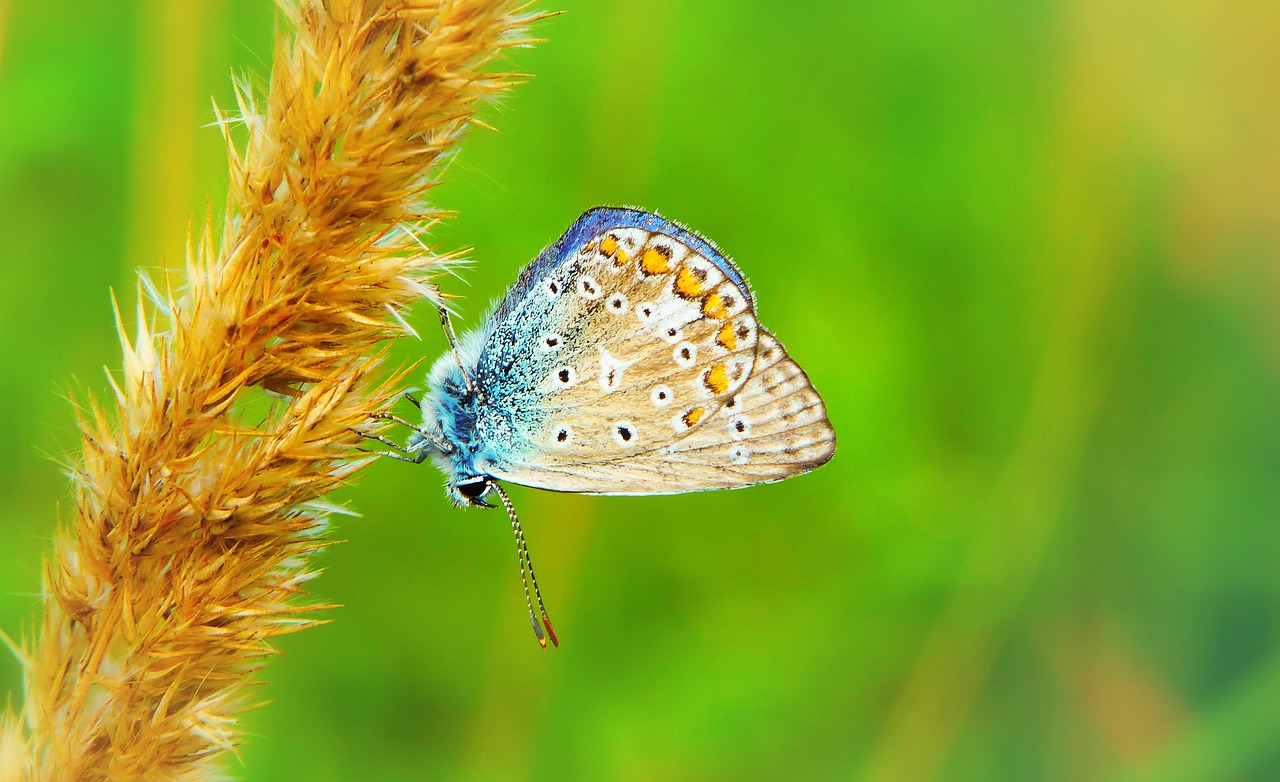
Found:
[0,1,545,779]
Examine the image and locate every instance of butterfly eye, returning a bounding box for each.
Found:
[455,477,490,500]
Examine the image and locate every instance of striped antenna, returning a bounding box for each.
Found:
[490,482,558,648]
[436,302,477,396]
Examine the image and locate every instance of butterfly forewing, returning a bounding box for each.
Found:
[472,208,832,494]
[478,220,756,470]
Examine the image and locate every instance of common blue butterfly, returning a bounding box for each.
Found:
[369,207,835,646]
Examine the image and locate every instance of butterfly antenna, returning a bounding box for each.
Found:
[436,304,476,396]
[490,482,559,649]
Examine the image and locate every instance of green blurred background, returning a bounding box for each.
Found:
[2,1,1279,779]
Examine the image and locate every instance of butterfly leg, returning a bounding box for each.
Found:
[354,401,452,461]
[359,446,429,464]
[353,430,429,462]
[369,411,454,455]
[490,482,559,649]
[352,428,434,464]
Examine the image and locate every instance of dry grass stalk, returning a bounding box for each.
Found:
[0,1,543,778]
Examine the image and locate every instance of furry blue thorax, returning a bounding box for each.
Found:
[416,322,500,506]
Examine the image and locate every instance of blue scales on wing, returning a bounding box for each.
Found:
[468,207,835,495]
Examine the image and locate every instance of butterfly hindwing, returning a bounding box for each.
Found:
[636,329,835,488]
[471,207,833,494]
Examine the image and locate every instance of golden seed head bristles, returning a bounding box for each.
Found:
[0,1,544,778]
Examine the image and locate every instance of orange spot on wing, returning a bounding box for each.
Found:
[641,246,672,275]
[674,266,706,299]
[682,407,706,427]
[702,364,729,394]
[614,247,629,267]
[702,292,730,319]
[600,235,618,257]
[716,322,738,350]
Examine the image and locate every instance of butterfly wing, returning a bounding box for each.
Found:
[608,329,836,491]
[471,207,834,494]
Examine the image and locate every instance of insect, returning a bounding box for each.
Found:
[367,207,836,647]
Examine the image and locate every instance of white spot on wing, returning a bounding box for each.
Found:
[710,281,749,318]
[727,357,752,388]
[683,256,725,290]
[551,365,578,388]
[577,276,602,299]
[611,228,648,252]
[598,346,638,394]
[646,238,692,274]
[647,296,702,335]
[612,421,638,446]
[673,342,697,368]
[606,292,629,314]
[551,424,574,447]
[650,385,673,407]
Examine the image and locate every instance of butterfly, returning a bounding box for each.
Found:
[367,207,836,647]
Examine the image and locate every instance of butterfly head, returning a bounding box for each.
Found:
[416,332,498,506]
